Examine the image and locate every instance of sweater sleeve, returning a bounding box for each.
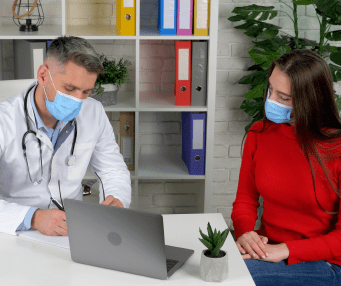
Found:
[284,158,341,265]
[231,124,261,239]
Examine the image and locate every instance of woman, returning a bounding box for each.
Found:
[231,49,341,285]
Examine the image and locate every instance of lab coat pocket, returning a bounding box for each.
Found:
[67,142,96,180]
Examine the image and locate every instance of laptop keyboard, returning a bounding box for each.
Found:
[166,259,179,272]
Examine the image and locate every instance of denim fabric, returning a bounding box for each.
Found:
[245,259,341,286]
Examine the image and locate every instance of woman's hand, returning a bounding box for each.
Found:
[242,243,289,263]
[236,231,269,259]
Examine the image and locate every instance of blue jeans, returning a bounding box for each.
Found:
[245,259,341,286]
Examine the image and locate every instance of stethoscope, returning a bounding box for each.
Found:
[23,84,77,185]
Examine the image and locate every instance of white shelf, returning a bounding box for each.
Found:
[139,25,210,40]
[83,165,136,180]
[0,25,62,39]
[138,154,205,179]
[139,91,207,111]
[93,91,136,111]
[66,25,121,38]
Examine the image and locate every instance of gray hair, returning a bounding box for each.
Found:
[45,36,104,75]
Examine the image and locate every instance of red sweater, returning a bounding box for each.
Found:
[231,121,341,266]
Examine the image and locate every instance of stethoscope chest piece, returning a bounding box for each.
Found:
[67,155,76,166]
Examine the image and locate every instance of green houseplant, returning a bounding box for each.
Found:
[92,54,132,106]
[199,222,229,282]
[228,0,341,132]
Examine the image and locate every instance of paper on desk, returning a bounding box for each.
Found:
[18,230,70,249]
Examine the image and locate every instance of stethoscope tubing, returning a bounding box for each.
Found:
[23,84,77,166]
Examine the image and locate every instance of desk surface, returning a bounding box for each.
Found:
[0,213,255,286]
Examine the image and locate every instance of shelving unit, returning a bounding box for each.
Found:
[0,0,218,213]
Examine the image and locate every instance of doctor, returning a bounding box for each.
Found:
[0,36,131,236]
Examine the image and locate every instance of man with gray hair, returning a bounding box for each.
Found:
[0,36,131,236]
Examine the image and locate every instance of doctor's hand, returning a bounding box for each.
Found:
[236,231,269,259]
[101,195,124,208]
[31,209,68,236]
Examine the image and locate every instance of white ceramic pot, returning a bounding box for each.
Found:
[96,84,119,106]
[102,84,119,92]
[200,249,228,282]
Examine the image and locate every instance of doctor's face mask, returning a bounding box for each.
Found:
[43,68,84,122]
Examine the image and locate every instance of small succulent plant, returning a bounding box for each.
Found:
[199,222,229,257]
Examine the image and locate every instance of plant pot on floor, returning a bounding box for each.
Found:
[200,249,228,282]
[94,84,119,106]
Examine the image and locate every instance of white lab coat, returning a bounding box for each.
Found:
[0,81,131,235]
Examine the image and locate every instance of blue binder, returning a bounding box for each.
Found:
[158,0,177,36]
[46,40,53,50]
[182,112,206,175]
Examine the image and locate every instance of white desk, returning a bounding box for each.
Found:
[0,213,255,286]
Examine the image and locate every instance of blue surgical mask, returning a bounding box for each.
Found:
[43,69,84,122]
[264,90,293,124]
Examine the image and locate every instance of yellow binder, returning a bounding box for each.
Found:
[193,0,210,36]
[116,0,136,36]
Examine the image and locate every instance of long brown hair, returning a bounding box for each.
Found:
[241,49,341,214]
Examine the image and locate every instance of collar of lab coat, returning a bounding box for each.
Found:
[25,82,74,151]
[25,81,38,130]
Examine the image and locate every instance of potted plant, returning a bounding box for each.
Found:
[199,222,229,282]
[228,0,341,132]
[92,54,132,106]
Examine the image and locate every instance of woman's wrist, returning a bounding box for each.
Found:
[279,243,290,260]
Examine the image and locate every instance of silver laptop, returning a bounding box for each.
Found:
[64,199,194,280]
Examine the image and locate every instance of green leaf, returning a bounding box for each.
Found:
[257,29,279,40]
[199,228,214,244]
[329,63,341,82]
[235,20,280,39]
[199,238,214,251]
[213,229,217,241]
[248,49,281,69]
[314,0,341,20]
[240,98,264,117]
[238,70,269,85]
[227,15,247,22]
[330,52,341,66]
[214,231,221,246]
[326,30,341,41]
[211,246,221,257]
[247,64,264,72]
[335,93,341,112]
[207,222,214,239]
[253,37,289,52]
[231,5,278,21]
[293,0,314,4]
[244,83,267,100]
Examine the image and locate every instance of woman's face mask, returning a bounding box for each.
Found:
[43,69,84,122]
[264,89,293,124]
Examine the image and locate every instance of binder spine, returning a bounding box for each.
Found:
[159,0,177,35]
[191,41,208,106]
[177,0,193,35]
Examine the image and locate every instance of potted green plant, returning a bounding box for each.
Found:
[92,54,132,106]
[199,222,229,282]
[228,0,341,132]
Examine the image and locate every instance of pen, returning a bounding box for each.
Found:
[51,197,65,212]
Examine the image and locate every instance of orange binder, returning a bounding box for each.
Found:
[116,0,136,36]
[175,41,192,106]
[193,0,210,36]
